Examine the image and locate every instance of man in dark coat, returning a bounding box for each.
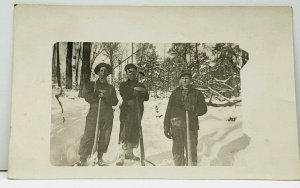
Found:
[164,69,207,166]
[77,63,118,166]
[116,63,149,166]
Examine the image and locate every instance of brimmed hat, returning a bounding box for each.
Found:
[179,69,192,78]
[124,63,137,72]
[94,63,112,74]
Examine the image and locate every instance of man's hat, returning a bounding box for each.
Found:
[124,63,137,72]
[179,69,192,78]
[94,63,112,74]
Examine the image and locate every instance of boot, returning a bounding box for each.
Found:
[74,156,88,166]
[116,153,125,166]
[125,152,140,161]
[97,152,107,166]
[97,159,108,166]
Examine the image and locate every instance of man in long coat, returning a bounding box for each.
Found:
[116,64,149,166]
[77,63,118,166]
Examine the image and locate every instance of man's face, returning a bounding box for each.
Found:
[180,76,191,88]
[126,68,137,80]
[97,67,108,78]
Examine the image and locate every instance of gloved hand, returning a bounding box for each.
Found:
[164,127,172,139]
[98,89,108,98]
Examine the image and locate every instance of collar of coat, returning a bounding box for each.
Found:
[96,79,109,85]
[126,79,139,83]
[177,85,193,91]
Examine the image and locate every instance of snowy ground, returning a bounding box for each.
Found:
[50,90,250,166]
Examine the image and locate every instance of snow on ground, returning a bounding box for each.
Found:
[50,90,250,166]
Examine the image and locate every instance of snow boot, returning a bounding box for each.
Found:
[74,157,88,166]
[125,152,140,161]
[116,153,125,166]
[97,153,108,166]
[97,159,108,166]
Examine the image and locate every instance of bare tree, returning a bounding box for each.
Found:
[90,43,104,67]
[52,43,57,83]
[66,42,73,89]
[78,42,92,98]
[56,43,61,87]
[102,42,120,84]
[74,42,82,89]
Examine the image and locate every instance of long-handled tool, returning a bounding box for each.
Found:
[136,96,155,166]
[89,98,102,165]
[136,97,146,166]
[185,111,193,166]
[135,68,155,166]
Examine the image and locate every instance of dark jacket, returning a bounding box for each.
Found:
[119,79,149,145]
[164,85,207,131]
[84,80,118,114]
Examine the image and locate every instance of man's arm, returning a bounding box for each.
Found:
[137,83,149,101]
[84,82,99,103]
[163,92,175,139]
[102,86,118,106]
[164,92,175,130]
[195,91,207,116]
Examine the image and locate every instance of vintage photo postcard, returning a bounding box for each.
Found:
[8,5,300,179]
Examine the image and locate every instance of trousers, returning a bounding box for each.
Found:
[171,127,198,166]
[78,103,113,159]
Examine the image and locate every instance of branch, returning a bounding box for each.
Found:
[55,88,65,123]
[207,100,241,107]
[113,46,145,70]
[207,86,232,102]
[214,77,231,83]
[91,48,104,66]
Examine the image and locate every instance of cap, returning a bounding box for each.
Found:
[179,69,192,78]
[94,63,112,75]
[124,63,137,72]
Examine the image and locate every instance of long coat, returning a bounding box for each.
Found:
[119,79,149,146]
[164,85,207,131]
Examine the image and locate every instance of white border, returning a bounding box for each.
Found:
[0,0,300,187]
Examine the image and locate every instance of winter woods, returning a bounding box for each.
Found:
[51,42,249,166]
[52,42,248,105]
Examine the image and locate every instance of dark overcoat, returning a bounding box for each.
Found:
[119,79,149,146]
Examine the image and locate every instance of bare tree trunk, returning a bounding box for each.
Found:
[78,42,91,98]
[52,43,57,83]
[189,44,192,65]
[75,43,82,89]
[56,43,61,87]
[131,43,134,64]
[167,68,170,92]
[195,43,200,68]
[109,50,114,84]
[184,45,188,65]
[66,42,73,89]
[207,100,241,107]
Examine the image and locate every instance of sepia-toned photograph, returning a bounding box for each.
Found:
[51,42,249,167]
